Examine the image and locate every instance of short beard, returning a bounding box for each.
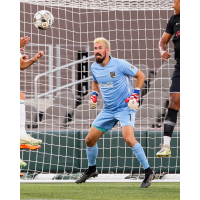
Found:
[95,51,106,64]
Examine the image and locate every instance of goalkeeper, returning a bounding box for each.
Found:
[75,37,154,188]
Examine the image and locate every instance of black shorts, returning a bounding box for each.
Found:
[169,63,180,93]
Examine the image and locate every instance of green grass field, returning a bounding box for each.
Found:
[20,182,180,200]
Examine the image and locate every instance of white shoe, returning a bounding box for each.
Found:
[20,159,27,167]
[156,144,171,157]
[20,134,42,145]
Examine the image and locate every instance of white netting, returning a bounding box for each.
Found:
[20,0,179,181]
[21,0,174,10]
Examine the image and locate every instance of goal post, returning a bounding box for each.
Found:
[20,0,179,182]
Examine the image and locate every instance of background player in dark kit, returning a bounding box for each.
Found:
[156,0,180,157]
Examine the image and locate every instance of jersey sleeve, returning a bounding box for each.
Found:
[165,15,174,35]
[91,66,97,82]
[118,59,138,77]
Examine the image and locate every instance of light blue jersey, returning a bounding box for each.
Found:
[91,57,138,111]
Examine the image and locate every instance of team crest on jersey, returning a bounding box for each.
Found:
[110,72,115,78]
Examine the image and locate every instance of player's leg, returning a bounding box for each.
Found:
[122,126,150,169]
[116,108,155,188]
[157,72,180,157]
[76,110,115,183]
[122,126,154,188]
[75,126,106,183]
[20,91,42,146]
[85,125,105,169]
[85,110,116,169]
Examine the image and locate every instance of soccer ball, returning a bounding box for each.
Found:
[33,10,54,30]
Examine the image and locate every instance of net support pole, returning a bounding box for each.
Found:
[56,45,61,95]
[48,45,53,101]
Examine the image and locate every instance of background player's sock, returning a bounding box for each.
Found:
[131,142,149,170]
[86,144,98,167]
[164,108,178,145]
[164,136,171,147]
[20,100,27,139]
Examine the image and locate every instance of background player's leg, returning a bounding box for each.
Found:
[20,91,27,139]
[157,93,180,157]
[20,91,42,146]
[164,93,180,145]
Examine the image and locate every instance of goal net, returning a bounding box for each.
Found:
[20,0,180,182]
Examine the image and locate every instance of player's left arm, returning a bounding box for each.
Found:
[118,59,145,109]
[124,70,145,110]
[134,70,145,89]
[20,51,44,70]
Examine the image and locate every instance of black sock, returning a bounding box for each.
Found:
[88,165,96,173]
[164,108,178,138]
[144,167,152,174]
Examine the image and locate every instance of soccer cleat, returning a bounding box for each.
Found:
[20,134,42,146]
[75,169,98,184]
[20,144,41,150]
[20,173,24,176]
[20,159,27,168]
[140,171,155,188]
[156,145,171,157]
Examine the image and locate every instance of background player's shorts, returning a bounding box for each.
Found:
[92,106,136,130]
[169,63,180,93]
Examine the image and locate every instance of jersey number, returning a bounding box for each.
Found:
[129,114,131,121]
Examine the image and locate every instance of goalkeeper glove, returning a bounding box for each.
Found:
[89,91,98,109]
[125,88,140,110]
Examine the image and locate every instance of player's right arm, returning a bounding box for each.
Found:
[92,81,100,93]
[20,51,44,70]
[89,81,100,109]
[89,66,100,109]
[158,32,172,61]
[159,15,174,62]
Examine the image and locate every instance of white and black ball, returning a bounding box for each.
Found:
[33,10,54,30]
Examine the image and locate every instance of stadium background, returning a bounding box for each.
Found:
[20,2,179,175]
[20,3,174,95]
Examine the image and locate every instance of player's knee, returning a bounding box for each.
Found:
[169,98,180,110]
[20,92,25,100]
[85,136,95,147]
[123,136,135,147]
[125,138,133,146]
